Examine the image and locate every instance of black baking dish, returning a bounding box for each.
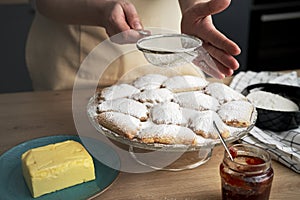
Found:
[241,83,300,132]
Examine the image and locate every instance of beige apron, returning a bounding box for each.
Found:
[26,0,201,91]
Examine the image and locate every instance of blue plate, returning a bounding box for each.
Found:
[0,135,120,200]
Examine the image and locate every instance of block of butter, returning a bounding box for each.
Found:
[21,140,96,198]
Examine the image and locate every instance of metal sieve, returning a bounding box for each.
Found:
[136,33,214,69]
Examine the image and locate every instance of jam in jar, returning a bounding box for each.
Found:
[220,144,274,200]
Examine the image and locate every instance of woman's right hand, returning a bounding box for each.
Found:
[96,0,145,43]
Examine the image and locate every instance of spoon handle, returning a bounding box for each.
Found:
[213,121,234,161]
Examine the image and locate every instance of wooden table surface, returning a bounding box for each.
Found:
[1,77,300,200]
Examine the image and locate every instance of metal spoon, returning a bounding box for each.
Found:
[213,121,234,161]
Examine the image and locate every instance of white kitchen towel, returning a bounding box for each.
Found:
[230,70,300,173]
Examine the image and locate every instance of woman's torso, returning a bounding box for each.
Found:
[26,0,200,91]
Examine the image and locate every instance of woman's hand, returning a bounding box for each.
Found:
[98,0,145,43]
[180,0,241,78]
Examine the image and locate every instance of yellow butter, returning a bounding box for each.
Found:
[21,140,96,198]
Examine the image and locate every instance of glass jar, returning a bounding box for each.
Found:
[220,144,274,200]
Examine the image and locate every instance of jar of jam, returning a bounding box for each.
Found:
[220,143,274,200]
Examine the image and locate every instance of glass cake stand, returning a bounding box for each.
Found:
[87,94,257,172]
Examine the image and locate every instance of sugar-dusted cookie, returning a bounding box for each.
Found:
[188,110,230,139]
[97,98,149,121]
[150,102,187,126]
[181,108,200,122]
[131,88,174,104]
[132,74,168,90]
[195,135,215,146]
[162,75,208,93]
[218,100,254,128]
[204,82,246,104]
[91,73,256,146]
[100,83,140,100]
[137,124,197,145]
[174,91,220,111]
[97,111,141,139]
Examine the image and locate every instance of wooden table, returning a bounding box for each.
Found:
[1,84,299,200]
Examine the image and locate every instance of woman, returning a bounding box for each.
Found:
[26,0,240,90]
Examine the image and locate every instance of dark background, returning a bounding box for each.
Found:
[1,0,300,93]
[0,3,34,93]
[214,0,300,72]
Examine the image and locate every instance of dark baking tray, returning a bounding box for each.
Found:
[241,83,300,131]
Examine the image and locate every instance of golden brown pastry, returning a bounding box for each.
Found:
[162,75,208,93]
[97,111,141,139]
[138,124,197,145]
[188,110,230,139]
[97,98,149,121]
[218,100,254,128]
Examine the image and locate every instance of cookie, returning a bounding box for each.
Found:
[181,108,200,122]
[174,91,220,111]
[97,98,149,121]
[204,82,246,104]
[91,74,255,145]
[188,110,230,139]
[97,111,141,139]
[150,102,187,126]
[218,100,254,128]
[100,83,140,100]
[132,74,168,90]
[137,124,196,145]
[131,88,174,104]
[162,75,208,93]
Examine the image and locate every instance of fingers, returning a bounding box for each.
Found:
[188,0,231,18]
[105,1,145,44]
[193,57,235,79]
[193,57,225,79]
[212,59,234,77]
[193,41,239,78]
[120,1,143,30]
[181,0,240,56]
[197,20,241,56]
[192,43,238,79]
[109,1,142,32]
[203,42,240,71]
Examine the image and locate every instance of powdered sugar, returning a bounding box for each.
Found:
[131,88,174,104]
[97,98,149,121]
[137,124,196,145]
[100,83,140,100]
[174,91,220,111]
[162,75,208,93]
[150,102,187,126]
[218,100,254,127]
[188,110,229,138]
[93,74,256,146]
[205,82,246,104]
[133,74,168,90]
[247,90,299,111]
